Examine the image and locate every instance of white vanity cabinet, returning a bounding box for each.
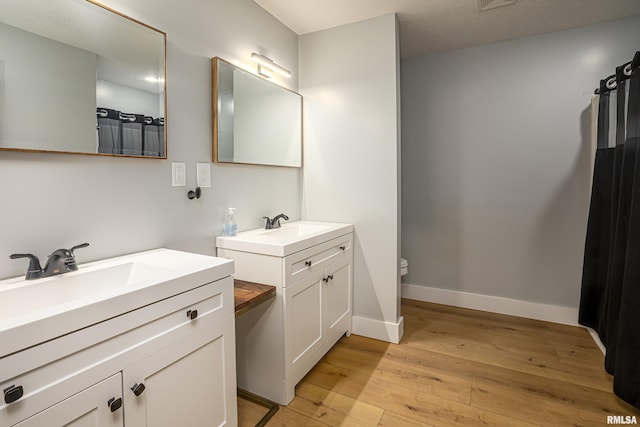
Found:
[0,249,237,427]
[217,222,353,405]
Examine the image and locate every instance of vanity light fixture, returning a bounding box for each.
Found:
[144,76,165,83]
[257,64,273,79]
[251,52,291,78]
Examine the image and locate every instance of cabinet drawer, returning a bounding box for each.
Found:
[0,278,233,426]
[284,234,352,287]
[13,373,123,427]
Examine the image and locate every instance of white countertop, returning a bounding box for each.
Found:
[216,220,353,256]
[0,249,234,358]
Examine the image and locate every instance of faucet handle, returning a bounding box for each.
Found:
[263,217,273,230]
[9,253,43,280]
[70,243,89,256]
[65,243,89,272]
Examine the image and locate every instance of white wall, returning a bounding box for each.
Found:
[299,14,402,343]
[96,80,161,118]
[401,16,640,312]
[0,22,96,152]
[0,0,300,279]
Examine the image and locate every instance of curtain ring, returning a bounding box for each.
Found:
[624,63,632,77]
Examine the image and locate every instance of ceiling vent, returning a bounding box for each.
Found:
[477,0,516,12]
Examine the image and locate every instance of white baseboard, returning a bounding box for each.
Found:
[401,283,579,326]
[352,315,404,344]
[587,327,606,355]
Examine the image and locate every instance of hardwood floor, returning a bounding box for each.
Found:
[239,298,640,426]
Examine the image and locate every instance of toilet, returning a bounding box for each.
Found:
[400,257,409,278]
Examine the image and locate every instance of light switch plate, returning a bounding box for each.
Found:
[172,162,186,186]
[197,163,211,187]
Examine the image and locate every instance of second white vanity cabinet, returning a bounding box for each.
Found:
[217,221,353,405]
[0,249,237,427]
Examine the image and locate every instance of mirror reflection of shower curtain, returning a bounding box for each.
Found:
[143,117,165,157]
[580,52,640,409]
[97,108,122,154]
[121,113,144,156]
[97,108,164,157]
[157,118,165,157]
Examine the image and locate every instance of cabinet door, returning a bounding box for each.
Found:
[284,275,323,378]
[123,315,236,427]
[325,261,352,340]
[14,373,123,427]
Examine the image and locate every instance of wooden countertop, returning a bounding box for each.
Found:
[234,279,276,317]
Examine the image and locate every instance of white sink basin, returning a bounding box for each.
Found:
[0,249,234,357]
[216,220,353,256]
[256,223,332,240]
[0,262,171,320]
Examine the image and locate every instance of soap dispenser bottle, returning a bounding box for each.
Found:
[223,207,238,236]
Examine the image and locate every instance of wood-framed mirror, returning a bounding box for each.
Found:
[212,57,302,168]
[0,0,167,158]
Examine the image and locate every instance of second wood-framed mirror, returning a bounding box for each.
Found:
[212,57,302,168]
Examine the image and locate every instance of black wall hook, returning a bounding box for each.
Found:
[187,187,202,200]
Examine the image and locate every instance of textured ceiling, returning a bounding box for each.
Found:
[254,0,640,58]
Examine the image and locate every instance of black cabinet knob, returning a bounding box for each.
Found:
[339,246,346,251]
[305,261,312,267]
[187,309,198,320]
[322,276,329,282]
[108,397,123,412]
[3,385,23,404]
[131,383,146,397]
[328,274,334,280]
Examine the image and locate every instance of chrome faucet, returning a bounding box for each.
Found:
[10,243,89,280]
[263,214,289,229]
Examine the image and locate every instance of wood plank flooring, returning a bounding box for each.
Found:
[238,298,640,426]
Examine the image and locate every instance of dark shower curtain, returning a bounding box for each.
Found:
[579,51,640,410]
[96,108,165,156]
